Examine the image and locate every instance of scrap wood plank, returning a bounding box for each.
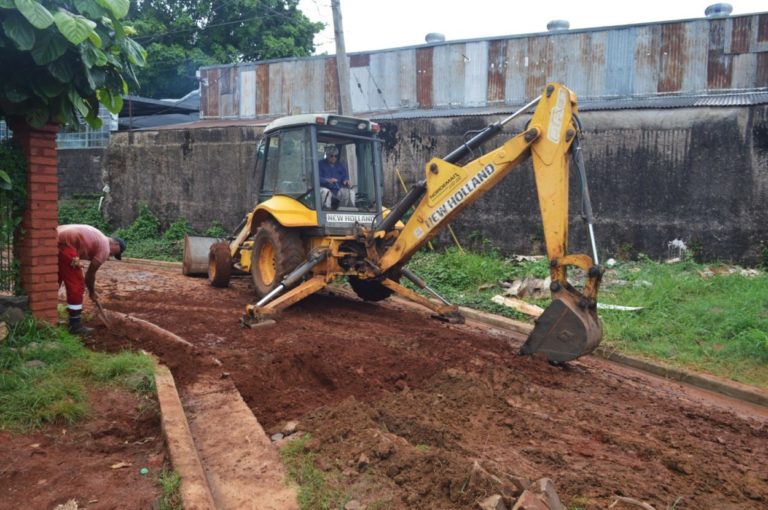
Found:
[491,295,544,317]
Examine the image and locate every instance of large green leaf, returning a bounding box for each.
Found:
[0,170,11,191]
[94,0,128,20]
[30,30,67,65]
[24,106,50,128]
[68,87,90,118]
[48,58,75,82]
[0,0,15,9]
[2,12,36,50]
[33,78,66,98]
[96,87,121,114]
[3,82,29,103]
[80,43,107,68]
[87,28,101,48]
[53,9,96,45]
[14,0,54,29]
[73,0,107,19]
[121,37,146,66]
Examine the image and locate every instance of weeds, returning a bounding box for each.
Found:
[0,317,154,432]
[280,434,346,510]
[156,469,183,510]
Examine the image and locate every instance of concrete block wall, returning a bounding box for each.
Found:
[102,105,768,266]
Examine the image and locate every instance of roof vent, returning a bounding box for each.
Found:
[705,3,733,17]
[547,20,570,31]
[425,32,445,44]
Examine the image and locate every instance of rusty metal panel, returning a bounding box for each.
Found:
[504,38,529,104]
[256,65,269,116]
[708,49,733,89]
[525,36,553,98]
[324,58,339,112]
[487,40,506,103]
[350,54,370,68]
[431,44,459,107]
[757,52,768,87]
[207,68,221,118]
[464,41,488,107]
[239,68,256,118]
[366,51,399,113]
[350,65,369,113]
[681,21,708,93]
[634,25,661,95]
[268,63,286,115]
[731,16,752,54]
[416,47,433,108]
[549,32,603,98]
[759,14,768,43]
[219,67,236,118]
[604,28,636,96]
[658,23,686,93]
[398,49,417,109]
[289,59,323,114]
[732,53,757,88]
[230,67,239,117]
[199,69,209,118]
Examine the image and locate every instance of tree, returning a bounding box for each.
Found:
[129,0,323,98]
[0,0,147,128]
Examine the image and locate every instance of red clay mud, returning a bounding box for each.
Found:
[5,259,766,509]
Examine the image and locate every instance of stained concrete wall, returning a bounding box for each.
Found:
[103,128,261,233]
[102,105,768,264]
[57,148,104,198]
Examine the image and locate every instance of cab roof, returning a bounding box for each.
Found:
[264,113,379,136]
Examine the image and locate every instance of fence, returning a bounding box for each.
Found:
[0,198,19,295]
[0,139,25,295]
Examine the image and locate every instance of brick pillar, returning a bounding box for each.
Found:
[10,120,60,323]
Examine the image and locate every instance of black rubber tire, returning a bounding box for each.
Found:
[251,219,304,298]
[208,241,232,288]
[348,276,395,302]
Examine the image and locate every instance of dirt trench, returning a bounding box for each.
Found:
[89,260,767,510]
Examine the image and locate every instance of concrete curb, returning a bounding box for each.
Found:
[154,364,217,510]
[459,305,768,408]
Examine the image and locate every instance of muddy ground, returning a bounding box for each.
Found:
[5,259,768,509]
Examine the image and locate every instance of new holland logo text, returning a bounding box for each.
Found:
[424,164,495,229]
[327,213,376,224]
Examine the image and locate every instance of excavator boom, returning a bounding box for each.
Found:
[378,83,603,362]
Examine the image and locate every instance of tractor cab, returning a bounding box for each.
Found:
[255,114,384,233]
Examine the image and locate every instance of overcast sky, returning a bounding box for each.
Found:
[298,1,767,54]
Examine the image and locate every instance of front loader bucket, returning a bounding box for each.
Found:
[520,286,602,362]
[182,235,223,276]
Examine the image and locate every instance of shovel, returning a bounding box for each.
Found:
[92,297,111,328]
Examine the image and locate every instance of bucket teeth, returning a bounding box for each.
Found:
[520,287,602,362]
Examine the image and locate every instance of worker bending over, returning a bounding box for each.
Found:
[57,224,125,334]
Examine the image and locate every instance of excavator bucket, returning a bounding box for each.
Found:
[520,286,602,362]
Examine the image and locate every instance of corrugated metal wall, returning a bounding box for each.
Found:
[200,13,768,120]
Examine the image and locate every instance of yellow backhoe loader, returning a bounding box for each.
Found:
[184,82,603,362]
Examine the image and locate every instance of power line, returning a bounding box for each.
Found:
[134,1,322,44]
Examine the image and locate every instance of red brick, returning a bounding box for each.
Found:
[28,163,57,174]
[30,191,58,202]
[27,173,58,184]
[28,156,58,167]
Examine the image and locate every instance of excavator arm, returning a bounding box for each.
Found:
[377,83,603,362]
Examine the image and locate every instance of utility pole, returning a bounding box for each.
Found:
[331,0,353,115]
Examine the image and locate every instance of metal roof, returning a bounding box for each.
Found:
[366,90,768,121]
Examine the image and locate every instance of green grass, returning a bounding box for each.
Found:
[0,317,155,432]
[156,469,183,510]
[408,248,768,388]
[598,257,768,386]
[280,433,347,510]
